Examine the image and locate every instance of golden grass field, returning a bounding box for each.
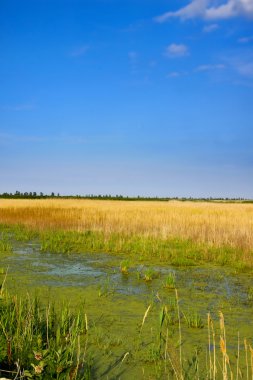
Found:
[0,198,253,253]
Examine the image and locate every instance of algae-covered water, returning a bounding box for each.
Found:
[2,241,253,379]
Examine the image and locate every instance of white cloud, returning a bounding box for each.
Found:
[203,23,219,32]
[156,0,207,22]
[155,0,253,22]
[196,64,225,71]
[165,44,189,58]
[167,72,181,78]
[167,65,225,78]
[238,36,253,43]
[236,62,253,77]
[167,71,188,78]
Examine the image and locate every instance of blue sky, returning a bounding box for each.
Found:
[0,0,253,197]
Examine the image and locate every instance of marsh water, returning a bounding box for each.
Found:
[2,241,253,379]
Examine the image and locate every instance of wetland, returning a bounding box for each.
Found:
[0,199,253,379]
[1,234,253,379]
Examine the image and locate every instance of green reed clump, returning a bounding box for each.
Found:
[184,311,204,329]
[143,268,159,282]
[0,230,13,254]
[98,276,115,297]
[163,272,176,289]
[0,292,91,379]
[0,238,13,254]
[40,230,105,254]
[1,223,251,270]
[247,286,253,302]
[0,224,38,242]
[0,224,204,264]
[152,295,253,379]
[14,226,38,242]
[120,260,131,275]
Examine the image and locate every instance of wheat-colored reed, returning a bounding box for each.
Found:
[0,199,252,252]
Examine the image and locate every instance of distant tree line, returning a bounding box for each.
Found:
[0,191,59,199]
[0,191,251,203]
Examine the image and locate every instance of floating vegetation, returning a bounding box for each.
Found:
[98,276,115,297]
[248,286,253,302]
[0,238,13,254]
[143,268,159,282]
[0,276,252,379]
[163,271,176,289]
[184,311,204,329]
[120,260,131,275]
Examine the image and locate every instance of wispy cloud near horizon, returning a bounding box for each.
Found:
[0,131,125,146]
[0,103,36,112]
[0,132,88,145]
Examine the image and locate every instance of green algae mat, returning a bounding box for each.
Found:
[1,239,253,379]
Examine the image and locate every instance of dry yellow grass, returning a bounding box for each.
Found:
[0,198,253,253]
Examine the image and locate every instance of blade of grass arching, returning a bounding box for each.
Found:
[121,352,129,365]
[140,304,152,333]
[0,266,9,297]
[245,339,249,380]
[82,313,89,368]
[249,345,253,380]
[208,313,213,379]
[13,360,21,380]
[0,318,9,343]
[71,334,81,380]
[165,327,169,373]
[175,289,183,380]
[210,315,216,380]
[85,313,88,333]
[219,311,228,380]
[226,350,233,380]
[166,350,180,380]
[236,332,240,380]
[46,304,51,349]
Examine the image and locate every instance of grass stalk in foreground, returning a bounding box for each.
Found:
[140,289,252,379]
[0,291,91,379]
[0,284,252,379]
